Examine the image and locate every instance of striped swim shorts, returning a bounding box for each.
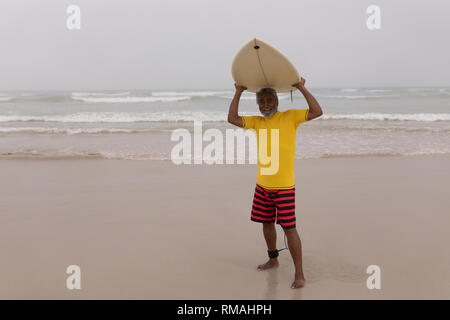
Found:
[250,184,296,229]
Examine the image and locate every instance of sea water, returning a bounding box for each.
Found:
[0,88,449,160]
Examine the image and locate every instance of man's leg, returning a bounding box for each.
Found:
[283,227,306,288]
[257,222,279,270]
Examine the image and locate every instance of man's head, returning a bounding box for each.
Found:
[256,87,278,117]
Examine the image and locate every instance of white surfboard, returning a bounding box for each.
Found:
[231,38,300,93]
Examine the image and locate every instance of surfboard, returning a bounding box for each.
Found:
[231,38,300,93]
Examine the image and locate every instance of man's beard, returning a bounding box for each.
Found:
[262,107,276,117]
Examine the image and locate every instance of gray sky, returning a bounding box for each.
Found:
[0,0,449,91]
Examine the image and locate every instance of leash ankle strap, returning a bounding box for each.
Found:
[268,249,279,259]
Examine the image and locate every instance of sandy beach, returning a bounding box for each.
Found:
[1,154,449,299]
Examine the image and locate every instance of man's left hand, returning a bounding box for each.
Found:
[292,77,306,90]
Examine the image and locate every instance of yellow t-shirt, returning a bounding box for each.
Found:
[242,109,309,190]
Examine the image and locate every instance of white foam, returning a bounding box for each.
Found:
[72,96,191,103]
[2,112,450,123]
[72,91,131,97]
[366,89,392,93]
[317,95,395,99]
[407,88,446,92]
[322,113,450,122]
[0,111,232,123]
[316,125,450,133]
[0,127,157,135]
[151,91,232,97]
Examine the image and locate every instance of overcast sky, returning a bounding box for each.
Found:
[0,0,449,91]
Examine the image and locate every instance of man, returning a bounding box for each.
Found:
[227,77,323,288]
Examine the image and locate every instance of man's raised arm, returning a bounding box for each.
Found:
[293,78,323,121]
[227,83,247,128]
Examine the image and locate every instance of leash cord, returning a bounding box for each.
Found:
[277,233,289,253]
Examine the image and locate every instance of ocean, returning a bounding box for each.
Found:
[0,87,449,160]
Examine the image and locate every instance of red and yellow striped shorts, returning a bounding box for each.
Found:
[250,184,296,229]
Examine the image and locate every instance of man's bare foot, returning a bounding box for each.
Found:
[257,258,279,270]
[291,274,306,289]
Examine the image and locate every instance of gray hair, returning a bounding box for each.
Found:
[256,87,278,104]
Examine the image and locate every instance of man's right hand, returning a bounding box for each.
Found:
[234,83,247,93]
[228,83,246,128]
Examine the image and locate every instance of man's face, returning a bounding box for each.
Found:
[257,93,278,117]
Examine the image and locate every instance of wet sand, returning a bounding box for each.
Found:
[0,155,449,299]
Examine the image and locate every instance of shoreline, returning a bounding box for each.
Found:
[1,152,450,161]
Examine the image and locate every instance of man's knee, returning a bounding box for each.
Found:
[283,226,297,236]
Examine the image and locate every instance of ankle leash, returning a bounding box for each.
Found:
[267,234,289,258]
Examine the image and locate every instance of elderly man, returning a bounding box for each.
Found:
[227,78,323,288]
